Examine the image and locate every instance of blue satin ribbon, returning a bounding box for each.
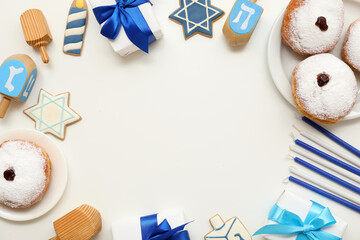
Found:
[140,214,191,240]
[254,201,341,240]
[93,0,156,53]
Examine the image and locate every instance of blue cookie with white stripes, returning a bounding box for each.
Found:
[169,0,224,39]
[63,0,88,56]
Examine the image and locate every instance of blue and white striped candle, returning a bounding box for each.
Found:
[64,0,88,55]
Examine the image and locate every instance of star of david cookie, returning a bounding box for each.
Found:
[24,89,81,140]
[169,0,224,39]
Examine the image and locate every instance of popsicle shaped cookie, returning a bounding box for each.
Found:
[223,0,263,46]
[205,214,252,240]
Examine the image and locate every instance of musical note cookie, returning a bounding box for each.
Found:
[169,0,224,39]
[63,0,88,56]
[205,214,252,240]
[24,89,81,140]
[223,0,263,46]
[0,54,37,119]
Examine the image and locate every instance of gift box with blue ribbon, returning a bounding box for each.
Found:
[89,0,163,56]
[112,210,191,240]
[254,191,347,240]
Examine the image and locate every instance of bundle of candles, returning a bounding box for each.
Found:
[289,117,360,213]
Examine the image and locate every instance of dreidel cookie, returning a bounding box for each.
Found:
[205,214,252,240]
[223,0,263,46]
[50,204,102,240]
[0,54,37,118]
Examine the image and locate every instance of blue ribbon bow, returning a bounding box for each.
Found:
[140,214,191,240]
[93,0,156,53]
[254,202,341,240]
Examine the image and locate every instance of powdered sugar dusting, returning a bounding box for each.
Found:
[344,19,360,71]
[295,54,358,120]
[0,141,47,208]
[289,0,344,54]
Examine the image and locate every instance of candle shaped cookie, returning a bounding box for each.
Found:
[50,204,102,240]
[223,0,263,46]
[20,9,53,63]
[63,0,88,56]
[0,54,37,119]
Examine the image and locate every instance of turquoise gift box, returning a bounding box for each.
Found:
[258,191,347,240]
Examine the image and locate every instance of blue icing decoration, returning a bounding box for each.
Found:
[29,93,76,136]
[19,68,37,102]
[229,0,263,35]
[65,49,81,55]
[206,219,237,239]
[0,59,27,98]
[67,18,86,29]
[169,0,224,38]
[69,7,86,14]
[64,35,84,45]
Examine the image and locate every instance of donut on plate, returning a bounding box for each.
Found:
[282,0,344,55]
[292,54,358,124]
[342,18,360,72]
[0,140,51,208]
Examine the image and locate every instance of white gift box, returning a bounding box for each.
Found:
[89,0,163,56]
[264,191,347,240]
[112,210,186,240]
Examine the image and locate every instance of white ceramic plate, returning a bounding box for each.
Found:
[268,1,360,120]
[0,129,67,221]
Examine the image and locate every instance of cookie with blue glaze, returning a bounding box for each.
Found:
[63,0,88,56]
[205,214,252,240]
[169,0,224,39]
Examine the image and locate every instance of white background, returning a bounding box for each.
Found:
[0,0,360,239]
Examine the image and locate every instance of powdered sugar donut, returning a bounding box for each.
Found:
[342,18,360,72]
[292,54,358,124]
[282,0,344,55]
[0,140,51,208]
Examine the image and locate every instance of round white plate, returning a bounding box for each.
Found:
[268,3,360,120]
[0,129,67,221]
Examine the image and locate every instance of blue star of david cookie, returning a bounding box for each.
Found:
[169,0,224,39]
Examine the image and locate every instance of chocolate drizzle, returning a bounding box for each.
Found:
[317,73,330,87]
[3,169,15,181]
[315,16,328,31]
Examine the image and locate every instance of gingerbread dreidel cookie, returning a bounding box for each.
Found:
[24,89,81,140]
[0,54,37,119]
[223,0,263,46]
[20,9,53,63]
[205,214,252,240]
[63,0,88,56]
[49,204,102,240]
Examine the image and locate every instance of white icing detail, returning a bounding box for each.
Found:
[67,10,87,23]
[64,42,83,51]
[236,3,255,30]
[5,66,24,92]
[22,74,36,98]
[65,26,85,36]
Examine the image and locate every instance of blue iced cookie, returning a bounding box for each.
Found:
[169,0,224,39]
